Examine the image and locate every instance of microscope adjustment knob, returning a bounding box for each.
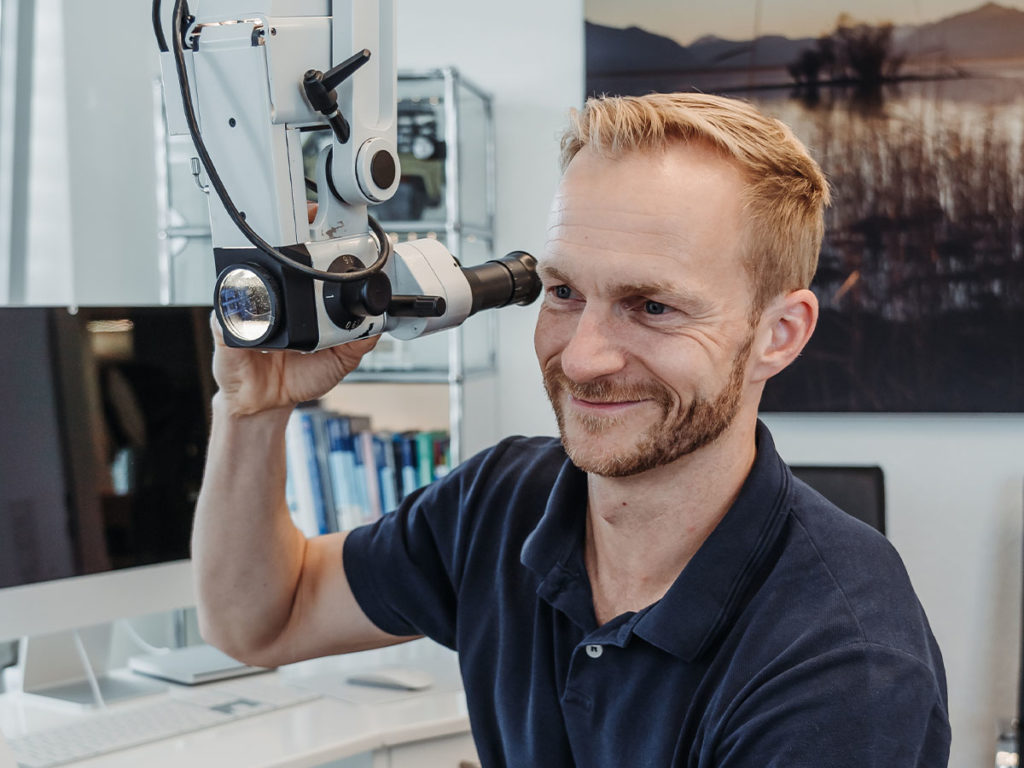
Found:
[323,255,392,331]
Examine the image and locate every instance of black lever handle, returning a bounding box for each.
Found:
[388,295,447,318]
[322,49,371,90]
[303,49,372,145]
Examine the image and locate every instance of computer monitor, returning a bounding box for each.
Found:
[789,465,886,534]
[0,306,213,696]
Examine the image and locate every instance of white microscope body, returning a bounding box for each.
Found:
[158,0,537,351]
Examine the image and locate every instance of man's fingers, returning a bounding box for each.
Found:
[209,310,225,344]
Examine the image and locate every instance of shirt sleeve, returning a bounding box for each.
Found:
[343,474,462,648]
[712,642,951,768]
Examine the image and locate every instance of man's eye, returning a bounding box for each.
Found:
[554,285,573,300]
[644,300,668,315]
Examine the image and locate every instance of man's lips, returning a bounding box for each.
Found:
[568,395,648,412]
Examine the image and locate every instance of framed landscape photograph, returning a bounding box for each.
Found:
[585,1,1024,412]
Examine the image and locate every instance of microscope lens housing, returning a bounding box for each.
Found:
[214,264,281,346]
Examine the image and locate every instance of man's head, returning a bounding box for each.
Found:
[559,92,830,318]
[536,93,828,477]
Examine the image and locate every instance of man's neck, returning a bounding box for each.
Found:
[584,417,758,625]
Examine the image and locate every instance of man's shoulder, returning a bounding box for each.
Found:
[757,477,940,666]
[784,476,907,603]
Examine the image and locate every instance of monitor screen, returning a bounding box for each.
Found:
[0,306,213,617]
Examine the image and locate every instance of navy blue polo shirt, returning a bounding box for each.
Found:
[344,423,950,767]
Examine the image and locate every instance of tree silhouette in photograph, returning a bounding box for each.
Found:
[789,16,904,88]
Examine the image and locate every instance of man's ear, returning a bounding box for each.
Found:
[748,289,818,384]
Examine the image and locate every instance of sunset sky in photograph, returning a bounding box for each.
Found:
[585,0,1024,45]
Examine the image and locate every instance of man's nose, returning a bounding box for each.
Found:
[559,307,627,383]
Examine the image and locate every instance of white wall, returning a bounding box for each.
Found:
[397,3,1019,767]
[11,0,166,306]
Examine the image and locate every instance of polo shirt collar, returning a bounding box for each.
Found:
[633,420,791,661]
[520,451,595,631]
[520,421,792,659]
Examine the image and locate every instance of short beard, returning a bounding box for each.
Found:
[542,332,754,477]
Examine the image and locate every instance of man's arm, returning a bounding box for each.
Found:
[191,318,415,668]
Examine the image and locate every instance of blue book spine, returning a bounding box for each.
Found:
[373,434,399,513]
[351,434,373,523]
[325,416,355,529]
[283,440,299,525]
[285,412,317,537]
[300,411,331,535]
[395,433,419,497]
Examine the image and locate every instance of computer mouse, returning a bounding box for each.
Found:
[346,665,435,691]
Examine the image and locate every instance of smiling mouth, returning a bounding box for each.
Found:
[570,396,647,410]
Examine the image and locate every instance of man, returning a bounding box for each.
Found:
[193,93,950,766]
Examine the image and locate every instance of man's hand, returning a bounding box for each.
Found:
[210,199,379,416]
[210,314,378,416]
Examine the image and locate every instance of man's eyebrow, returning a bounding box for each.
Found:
[537,265,715,314]
[537,265,572,284]
[614,282,714,313]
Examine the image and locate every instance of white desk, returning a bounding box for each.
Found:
[0,639,477,768]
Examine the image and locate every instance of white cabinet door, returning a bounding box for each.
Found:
[385,732,479,768]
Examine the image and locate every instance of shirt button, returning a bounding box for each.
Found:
[585,644,603,659]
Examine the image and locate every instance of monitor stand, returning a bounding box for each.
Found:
[11,624,166,709]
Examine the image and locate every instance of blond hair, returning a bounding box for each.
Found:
[560,92,830,315]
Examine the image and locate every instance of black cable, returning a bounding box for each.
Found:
[153,0,167,53]
[170,0,389,284]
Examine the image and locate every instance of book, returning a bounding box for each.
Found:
[284,410,320,537]
[325,415,363,530]
[394,432,420,499]
[373,432,399,513]
[298,408,332,535]
[415,431,435,488]
[415,430,450,487]
[357,430,383,521]
[285,408,449,529]
[307,409,339,533]
[349,430,371,523]
[433,433,451,479]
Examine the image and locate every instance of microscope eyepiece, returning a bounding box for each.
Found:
[462,251,541,316]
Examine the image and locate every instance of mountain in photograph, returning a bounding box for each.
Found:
[586,2,1024,76]
[901,2,1024,60]
[585,21,698,74]
[586,22,814,74]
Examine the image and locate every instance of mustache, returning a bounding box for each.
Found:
[543,362,673,408]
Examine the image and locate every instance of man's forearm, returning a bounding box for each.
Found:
[191,395,303,659]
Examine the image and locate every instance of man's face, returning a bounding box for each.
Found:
[534,142,759,477]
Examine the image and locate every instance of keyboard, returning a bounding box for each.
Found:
[8,677,320,767]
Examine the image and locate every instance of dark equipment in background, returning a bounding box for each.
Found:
[789,465,886,534]
[0,307,212,589]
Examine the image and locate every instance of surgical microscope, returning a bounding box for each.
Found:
[155,0,540,351]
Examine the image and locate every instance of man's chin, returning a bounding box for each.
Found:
[559,431,647,477]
